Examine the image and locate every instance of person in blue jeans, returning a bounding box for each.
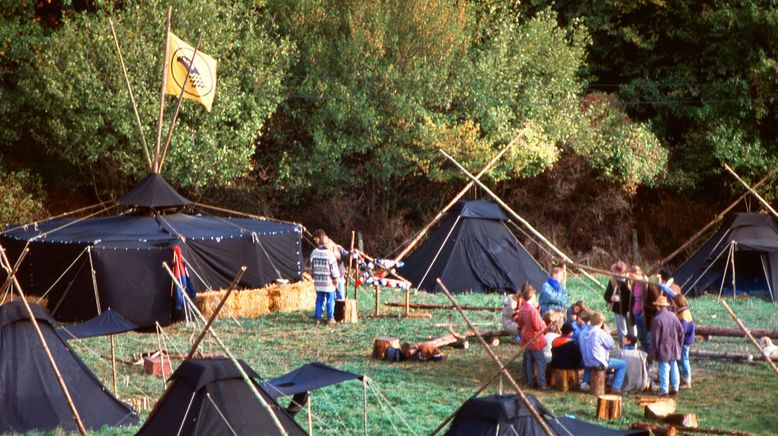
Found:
[310,230,340,325]
[673,294,695,389]
[579,312,628,394]
[650,295,684,395]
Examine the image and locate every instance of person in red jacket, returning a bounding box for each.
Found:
[516,282,549,390]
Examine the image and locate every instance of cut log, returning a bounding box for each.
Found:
[335,299,358,323]
[372,337,400,359]
[630,423,677,436]
[644,397,677,419]
[690,350,761,361]
[548,368,581,392]
[596,394,622,420]
[384,301,500,312]
[631,422,752,436]
[663,413,698,428]
[589,369,606,396]
[696,325,778,340]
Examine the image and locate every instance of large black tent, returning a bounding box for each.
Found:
[137,358,306,436]
[402,200,547,293]
[0,301,138,433]
[445,394,646,436]
[0,175,304,326]
[674,213,778,302]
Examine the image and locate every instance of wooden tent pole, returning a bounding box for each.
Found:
[346,231,355,300]
[720,300,778,377]
[307,392,313,436]
[0,246,88,435]
[155,323,167,391]
[153,6,173,172]
[158,34,203,172]
[185,266,246,359]
[723,164,778,221]
[392,138,518,264]
[108,18,153,172]
[439,148,600,287]
[111,334,118,395]
[162,263,289,435]
[363,379,369,436]
[437,278,554,436]
[650,165,778,273]
[430,329,548,435]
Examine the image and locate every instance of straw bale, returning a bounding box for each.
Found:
[196,280,315,319]
[3,294,48,307]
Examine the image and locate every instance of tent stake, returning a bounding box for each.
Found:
[437,278,554,436]
[720,300,778,377]
[0,246,88,435]
[438,148,600,287]
[723,164,778,221]
[153,6,173,172]
[111,334,118,396]
[651,165,778,273]
[392,137,519,264]
[162,263,290,435]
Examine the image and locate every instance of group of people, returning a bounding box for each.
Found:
[502,263,696,396]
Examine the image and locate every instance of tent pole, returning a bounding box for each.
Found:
[723,164,778,221]
[346,231,355,300]
[415,215,461,290]
[162,263,290,436]
[721,300,778,377]
[153,6,173,172]
[111,334,118,396]
[437,278,555,436]
[155,323,167,391]
[392,137,519,264]
[0,246,88,435]
[87,247,102,314]
[158,35,203,172]
[363,379,368,436]
[108,18,153,172]
[307,391,313,436]
[374,284,380,316]
[429,327,549,435]
[717,244,733,302]
[438,149,600,287]
[731,242,737,299]
[760,255,775,303]
[650,165,778,273]
[185,266,246,359]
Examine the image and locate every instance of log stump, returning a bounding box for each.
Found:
[335,299,358,323]
[596,394,623,420]
[663,413,698,428]
[548,368,580,392]
[372,337,400,359]
[643,397,677,419]
[590,368,606,396]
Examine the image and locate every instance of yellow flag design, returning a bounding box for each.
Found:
[164,32,217,111]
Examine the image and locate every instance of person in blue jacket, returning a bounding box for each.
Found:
[539,266,568,318]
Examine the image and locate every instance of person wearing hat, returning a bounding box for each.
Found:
[650,294,684,396]
[603,260,636,347]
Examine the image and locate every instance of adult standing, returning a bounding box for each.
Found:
[629,265,649,353]
[650,295,684,396]
[603,260,635,347]
[579,312,628,394]
[310,229,340,325]
[328,240,350,300]
[516,283,549,390]
[538,266,568,318]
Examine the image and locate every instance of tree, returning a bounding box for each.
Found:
[8,0,292,196]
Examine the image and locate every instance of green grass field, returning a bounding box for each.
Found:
[70,277,778,435]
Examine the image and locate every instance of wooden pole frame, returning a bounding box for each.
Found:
[392,137,519,263]
[111,334,118,395]
[0,245,88,435]
[153,6,173,172]
[162,263,289,435]
[437,278,555,436]
[720,300,778,377]
[438,148,601,287]
[723,164,778,221]
[108,17,153,172]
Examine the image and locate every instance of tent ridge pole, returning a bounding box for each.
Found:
[153,6,173,173]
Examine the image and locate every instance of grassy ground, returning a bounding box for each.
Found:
[70,276,778,435]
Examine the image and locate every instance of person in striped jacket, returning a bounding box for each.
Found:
[311,229,340,325]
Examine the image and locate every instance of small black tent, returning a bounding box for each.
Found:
[261,362,364,399]
[445,394,646,436]
[137,358,306,436]
[402,200,547,293]
[0,175,304,326]
[674,213,778,302]
[0,301,138,433]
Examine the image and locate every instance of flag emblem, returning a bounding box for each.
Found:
[164,32,217,111]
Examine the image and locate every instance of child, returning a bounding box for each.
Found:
[572,310,591,341]
[516,282,549,389]
[673,294,695,389]
[502,289,522,336]
[550,322,582,370]
[542,312,562,362]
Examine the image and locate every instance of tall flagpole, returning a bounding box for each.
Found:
[153,6,173,173]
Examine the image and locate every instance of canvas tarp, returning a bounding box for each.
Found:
[0,301,138,433]
[58,308,140,339]
[261,362,363,399]
[402,200,547,293]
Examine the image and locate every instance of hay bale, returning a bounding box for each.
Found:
[196,281,315,319]
[3,294,48,308]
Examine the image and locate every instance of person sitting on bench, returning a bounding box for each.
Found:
[579,312,628,394]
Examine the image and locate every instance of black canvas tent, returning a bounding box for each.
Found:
[402,200,547,293]
[137,358,306,436]
[445,394,646,436]
[57,307,140,339]
[261,362,364,399]
[674,213,778,302]
[0,175,304,326]
[0,301,138,433]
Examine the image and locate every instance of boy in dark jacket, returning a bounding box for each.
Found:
[651,295,684,396]
[603,260,635,347]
